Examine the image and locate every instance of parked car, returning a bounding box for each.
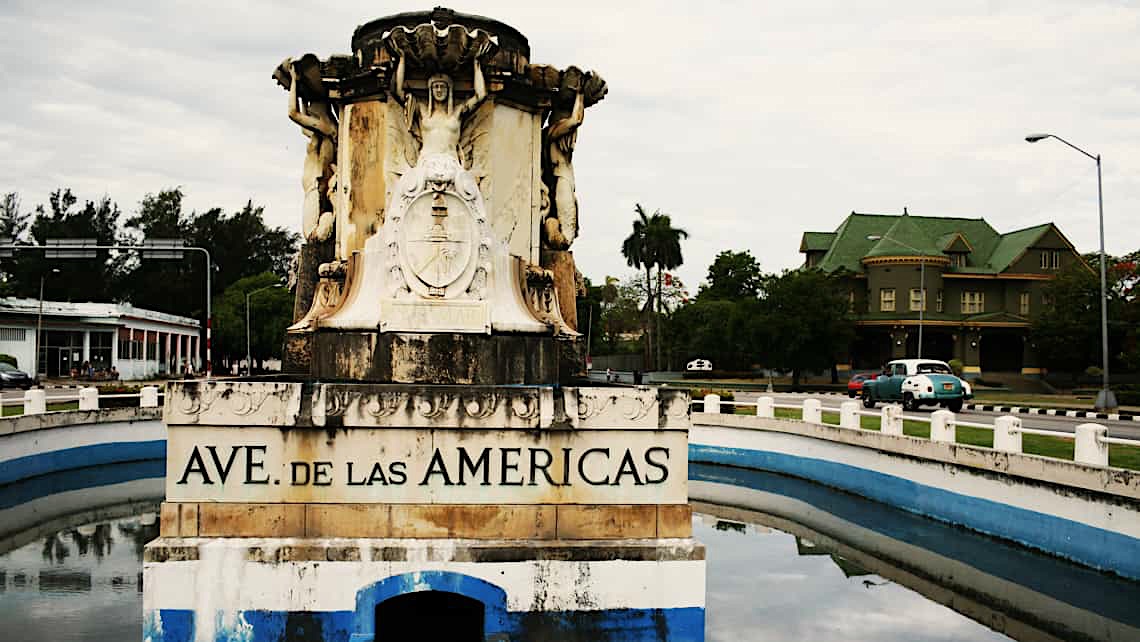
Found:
[861,359,972,412]
[0,362,35,389]
[686,359,713,372]
[846,373,878,398]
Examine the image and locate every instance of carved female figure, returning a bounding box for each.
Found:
[393,51,487,161]
[278,57,338,242]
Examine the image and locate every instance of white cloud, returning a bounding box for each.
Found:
[1,0,1138,290]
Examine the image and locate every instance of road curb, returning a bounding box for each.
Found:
[965,403,1139,422]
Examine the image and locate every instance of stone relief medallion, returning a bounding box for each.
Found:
[400,191,475,292]
[383,154,492,301]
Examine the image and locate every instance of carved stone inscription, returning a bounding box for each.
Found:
[166,426,687,505]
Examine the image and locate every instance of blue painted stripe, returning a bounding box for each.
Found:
[690,443,1140,580]
[690,461,1140,625]
[144,607,705,642]
[0,440,166,485]
[0,458,165,509]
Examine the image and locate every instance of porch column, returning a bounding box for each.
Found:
[82,331,90,365]
[164,332,172,374]
[176,334,183,375]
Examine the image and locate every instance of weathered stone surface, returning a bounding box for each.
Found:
[306,504,391,537]
[556,505,657,539]
[160,503,179,537]
[179,503,199,537]
[197,503,305,537]
[541,250,578,330]
[657,504,693,538]
[282,331,312,375]
[389,504,555,539]
[309,332,562,384]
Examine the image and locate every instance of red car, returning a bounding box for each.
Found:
[847,373,878,398]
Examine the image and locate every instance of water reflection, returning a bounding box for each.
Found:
[0,512,159,640]
[696,514,1012,642]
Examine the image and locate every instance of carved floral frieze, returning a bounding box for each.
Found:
[164,382,688,431]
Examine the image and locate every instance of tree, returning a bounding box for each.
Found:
[762,268,854,387]
[620,204,688,370]
[0,193,30,296]
[698,250,762,301]
[212,273,292,372]
[3,189,127,302]
[1032,261,1115,379]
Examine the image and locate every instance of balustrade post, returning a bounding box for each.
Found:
[1074,423,1109,467]
[24,388,46,415]
[993,416,1023,453]
[839,401,859,429]
[702,394,720,415]
[79,386,99,411]
[881,404,903,435]
[141,386,160,408]
[756,396,774,418]
[802,398,822,424]
[930,409,956,443]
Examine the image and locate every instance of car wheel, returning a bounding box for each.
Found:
[848,390,857,398]
[862,390,876,409]
[903,393,918,412]
[946,399,963,413]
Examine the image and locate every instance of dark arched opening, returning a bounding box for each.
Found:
[375,590,484,642]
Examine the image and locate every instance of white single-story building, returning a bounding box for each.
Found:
[0,298,201,380]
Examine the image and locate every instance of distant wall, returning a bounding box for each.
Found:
[0,407,165,484]
[690,413,1140,580]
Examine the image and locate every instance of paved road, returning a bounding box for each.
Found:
[727,391,1140,441]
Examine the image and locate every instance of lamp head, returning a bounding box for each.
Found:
[1025,133,1051,143]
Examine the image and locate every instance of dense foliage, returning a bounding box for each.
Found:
[0,188,299,371]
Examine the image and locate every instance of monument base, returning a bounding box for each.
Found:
[144,537,705,641]
[297,331,577,384]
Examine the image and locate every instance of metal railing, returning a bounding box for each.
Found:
[693,394,1140,468]
[3,386,164,415]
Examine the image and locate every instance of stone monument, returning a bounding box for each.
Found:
[144,8,705,641]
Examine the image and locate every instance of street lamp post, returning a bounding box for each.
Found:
[245,284,283,376]
[35,268,61,381]
[1025,133,1115,410]
[867,235,926,359]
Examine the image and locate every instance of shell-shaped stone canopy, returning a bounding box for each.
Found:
[353,7,530,75]
[383,23,499,73]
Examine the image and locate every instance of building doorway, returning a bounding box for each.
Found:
[37,330,84,377]
[374,590,484,642]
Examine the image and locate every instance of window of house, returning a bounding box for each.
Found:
[90,332,113,370]
[961,291,984,314]
[1051,251,1060,269]
[118,338,131,360]
[880,288,896,312]
[909,288,925,311]
[936,290,944,312]
[949,253,966,268]
[1019,291,1030,315]
[146,341,157,361]
[1040,250,1049,269]
[848,290,855,313]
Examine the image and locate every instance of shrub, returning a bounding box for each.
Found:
[1085,366,1104,379]
[947,359,963,377]
[0,353,17,367]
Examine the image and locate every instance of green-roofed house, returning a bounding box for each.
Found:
[801,211,1084,378]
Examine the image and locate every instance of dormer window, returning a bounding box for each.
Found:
[949,253,966,268]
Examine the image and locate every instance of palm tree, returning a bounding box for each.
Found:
[621,204,688,370]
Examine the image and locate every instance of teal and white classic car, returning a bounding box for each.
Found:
[861,359,973,412]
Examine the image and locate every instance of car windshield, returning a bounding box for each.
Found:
[0,363,19,372]
[916,362,952,374]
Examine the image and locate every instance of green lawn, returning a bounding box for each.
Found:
[2,401,80,416]
[729,406,1140,471]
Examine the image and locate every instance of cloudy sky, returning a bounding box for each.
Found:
[2,0,1138,291]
